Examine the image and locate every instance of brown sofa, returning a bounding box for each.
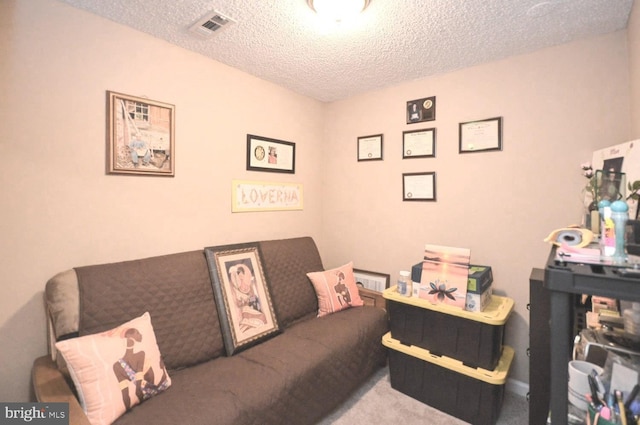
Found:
[32,237,388,425]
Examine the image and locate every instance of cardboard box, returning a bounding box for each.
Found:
[465,285,492,312]
[383,287,513,370]
[383,332,513,425]
[467,265,493,294]
[411,262,493,294]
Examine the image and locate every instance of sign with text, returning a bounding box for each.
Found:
[231,180,303,212]
[1,403,68,424]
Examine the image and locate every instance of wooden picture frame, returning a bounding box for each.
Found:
[106,91,175,176]
[459,117,503,153]
[204,243,280,356]
[403,172,436,201]
[353,269,390,293]
[246,134,296,174]
[403,128,436,159]
[357,134,383,161]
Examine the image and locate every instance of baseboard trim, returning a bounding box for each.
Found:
[506,378,529,398]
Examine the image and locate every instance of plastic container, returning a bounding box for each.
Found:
[397,270,411,297]
[383,286,514,370]
[602,206,615,257]
[611,200,629,261]
[568,360,603,411]
[383,332,513,425]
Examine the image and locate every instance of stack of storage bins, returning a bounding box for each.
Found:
[382,287,515,425]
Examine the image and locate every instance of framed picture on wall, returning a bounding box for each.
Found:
[403,172,436,201]
[357,134,383,161]
[246,134,296,174]
[106,91,175,176]
[406,96,436,124]
[403,128,436,159]
[459,117,503,153]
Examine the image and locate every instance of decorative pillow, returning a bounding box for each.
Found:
[55,312,171,425]
[306,262,364,317]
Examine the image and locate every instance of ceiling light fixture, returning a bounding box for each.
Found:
[307,0,371,22]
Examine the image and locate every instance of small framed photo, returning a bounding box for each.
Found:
[247,134,295,174]
[106,91,175,176]
[403,172,436,201]
[459,117,503,153]
[204,243,280,356]
[353,269,390,293]
[357,134,384,161]
[403,128,436,159]
[407,96,436,124]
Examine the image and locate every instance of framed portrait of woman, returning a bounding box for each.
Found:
[204,243,280,355]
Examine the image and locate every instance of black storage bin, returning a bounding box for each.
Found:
[383,332,514,425]
[383,287,513,370]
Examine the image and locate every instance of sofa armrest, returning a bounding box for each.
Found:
[32,355,91,425]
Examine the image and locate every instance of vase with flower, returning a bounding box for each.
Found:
[580,162,598,231]
[627,180,640,219]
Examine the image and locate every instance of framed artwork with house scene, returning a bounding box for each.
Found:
[107,91,175,176]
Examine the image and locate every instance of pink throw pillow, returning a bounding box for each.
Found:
[55,312,171,425]
[307,262,364,317]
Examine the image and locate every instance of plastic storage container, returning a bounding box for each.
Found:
[383,332,514,425]
[397,270,411,296]
[383,286,514,370]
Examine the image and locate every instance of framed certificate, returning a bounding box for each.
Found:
[459,117,503,153]
[403,128,436,159]
[403,172,436,201]
[357,134,383,161]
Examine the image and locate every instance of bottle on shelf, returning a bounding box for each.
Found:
[611,200,629,262]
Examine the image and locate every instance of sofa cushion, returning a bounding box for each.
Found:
[307,261,364,317]
[75,250,223,370]
[55,312,171,425]
[258,237,324,328]
[111,306,388,425]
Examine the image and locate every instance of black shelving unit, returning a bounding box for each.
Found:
[544,247,640,425]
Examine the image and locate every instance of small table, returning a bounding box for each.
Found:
[358,287,387,311]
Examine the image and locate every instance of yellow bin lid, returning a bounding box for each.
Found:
[382,286,514,326]
[382,332,514,385]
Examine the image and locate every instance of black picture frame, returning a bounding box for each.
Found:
[246,134,296,173]
[406,96,436,124]
[403,128,436,159]
[357,134,384,161]
[402,172,436,201]
[459,117,503,153]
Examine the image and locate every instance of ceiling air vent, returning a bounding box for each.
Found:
[189,11,236,38]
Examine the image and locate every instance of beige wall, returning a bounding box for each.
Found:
[630,0,640,137]
[0,0,635,402]
[321,32,631,386]
[0,0,324,402]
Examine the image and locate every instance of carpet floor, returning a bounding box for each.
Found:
[317,366,528,425]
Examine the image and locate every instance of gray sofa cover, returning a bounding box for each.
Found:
[32,237,388,425]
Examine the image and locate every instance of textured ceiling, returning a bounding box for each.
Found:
[56,0,633,102]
